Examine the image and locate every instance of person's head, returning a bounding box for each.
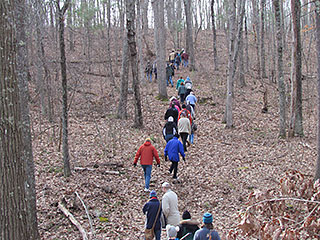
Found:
[149,190,157,198]
[180,82,184,85]
[166,225,179,239]
[182,210,191,220]
[145,137,151,143]
[180,112,186,118]
[203,212,213,224]
[182,104,186,109]
[168,116,174,122]
[170,96,176,102]
[162,182,170,192]
[180,76,183,79]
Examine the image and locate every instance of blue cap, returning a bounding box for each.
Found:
[203,213,213,224]
[150,190,157,198]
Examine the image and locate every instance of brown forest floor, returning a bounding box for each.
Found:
[31,30,318,239]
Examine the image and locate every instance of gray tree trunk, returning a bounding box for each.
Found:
[57,0,71,177]
[0,0,38,238]
[252,0,261,79]
[211,0,218,71]
[288,0,303,137]
[16,0,40,238]
[273,0,286,138]
[315,2,320,181]
[126,0,143,128]
[184,0,196,71]
[260,0,267,79]
[158,0,167,98]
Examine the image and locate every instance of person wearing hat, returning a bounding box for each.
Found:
[134,138,160,192]
[161,182,180,227]
[169,96,181,112]
[165,104,179,125]
[176,210,200,240]
[163,116,178,143]
[143,190,162,240]
[193,213,221,240]
[184,77,193,98]
[166,225,180,240]
[164,134,185,179]
[169,49,176,64]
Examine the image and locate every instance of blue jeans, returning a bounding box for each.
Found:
[141,165,152,189]
[183,59,188,67]
[189,133,194,144]
[147,73,152,82]
[167,76,173,86]
[165,134,174,142]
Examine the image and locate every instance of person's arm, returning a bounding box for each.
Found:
[134,146,142,164]
[162,195,170,217]
[193,229,200,240]
[179,141,185,158]
[142,202,148,214]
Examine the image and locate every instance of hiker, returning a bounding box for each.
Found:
[184,77,192,97]
[181,52,189,68]
[145,61,153,82]
[166,225,180,240]
[176,77,185,90]
[176,210,200,240]
[153,61,158,80]
[186,91,197,110]
[166,63,174,87]
[169,96,181,112]
[169,50,176,64]
[161,182,180,226]
[178,82,186,103]
[143,190,162,240]
[175,52,181,70]
[178,104,192,125]
[186,101,196,144]
[165,104,179,124]
[164,135,185,180]
[133,138,160,192]
[186,101,195,120]
[178,112,191,152]
[193,213,221,240]
[163,117,178,143]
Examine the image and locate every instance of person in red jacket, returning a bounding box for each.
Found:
[134,138,161,192]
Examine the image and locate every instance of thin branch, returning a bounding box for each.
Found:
[75,192,95,239]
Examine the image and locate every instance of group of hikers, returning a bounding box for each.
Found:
[145,49,189,86]
[133,75,221,239]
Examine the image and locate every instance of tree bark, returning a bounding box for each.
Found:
[252,0,261,79]
[0,1,38,238]
[288,0,303,137]
[211,0,218,71]
[273,0,286,138]
[315,1,320,181]
[184,0,196,71]
[260,0,267,79]
[126,0,143,128]
[158,0,167,98]
[57,0,71,177]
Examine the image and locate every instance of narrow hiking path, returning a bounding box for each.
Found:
[34,47,316,239]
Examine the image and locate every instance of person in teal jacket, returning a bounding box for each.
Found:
[176,77,185,90]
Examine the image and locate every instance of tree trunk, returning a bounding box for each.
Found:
[126,0,143,128]
[260,0,267,78]
[288,0,303,137]
[117,35,130,119]
[273,0,286,138]
[16,1,40,238]
[67,1,74,51]
[106,0,115,85]
[315,1,320,181]
[184,0,196,71]
[211,0,218,71]
[252,0,261,79]
[245,15,249,73]
[158,0,167,98]
[57,0,71,177]
[0,1,38,238]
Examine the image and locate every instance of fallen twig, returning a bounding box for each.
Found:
[58,202,88,240]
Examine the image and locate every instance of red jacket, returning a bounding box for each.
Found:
[134,141,160,165]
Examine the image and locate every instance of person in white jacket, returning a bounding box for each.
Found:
[161,182,180,227]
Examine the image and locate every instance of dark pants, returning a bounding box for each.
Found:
[169,161,178,179]
[185,89,192,98]
[165,134,174,143]
[180,132,188,152]
[190,103,195,111]
[180,93,185,103]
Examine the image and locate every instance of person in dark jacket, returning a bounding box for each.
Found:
[143,190,162,240]
[145,61,153,82]
[165,105,179,124]
[193,213,221,240]
[163,117,178,142]
[166,63,174,87]
[178,82,186,103]
[177,210,199,240]
[164,135,185,179]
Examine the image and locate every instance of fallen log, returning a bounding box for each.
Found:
[74,167,120,175]
[58,202,88,240]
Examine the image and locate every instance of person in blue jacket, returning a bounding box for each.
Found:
[164,134,185,179]
[193,213,221,240]
[143,190,162,240]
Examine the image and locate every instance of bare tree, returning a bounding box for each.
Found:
[0,0,39,238]
[315,1,320,181]
[273,0,286,138]
[56,0,71,177]
[184,0,196,71]
[211,0,218,71]
[126,0,143,127]
[252,0,261,79]
[288,0,303,137]
[260,0,267,79]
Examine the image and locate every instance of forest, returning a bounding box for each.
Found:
[1,0,320,239]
